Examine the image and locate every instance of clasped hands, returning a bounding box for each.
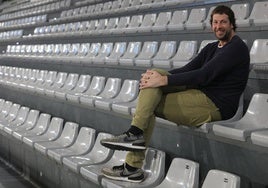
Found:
[139,70,168,89]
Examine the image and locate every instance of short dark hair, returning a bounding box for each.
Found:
[210,5,237,31]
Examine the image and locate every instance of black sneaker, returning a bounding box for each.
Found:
[100,132,146,151]
[102,163,144,183]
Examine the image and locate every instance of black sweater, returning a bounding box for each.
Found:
[168,35,250,120]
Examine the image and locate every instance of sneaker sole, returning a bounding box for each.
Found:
[101,141,146,151]
[102,173,144,183]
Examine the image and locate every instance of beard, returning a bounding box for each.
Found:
[215,29,232,42]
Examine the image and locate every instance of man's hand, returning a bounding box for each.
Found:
[139,70,168,89]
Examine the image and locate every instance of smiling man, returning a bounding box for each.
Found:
[101,5,250,183]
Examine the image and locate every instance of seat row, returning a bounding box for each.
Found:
[0,29,23,40]
[0,98,241,187]
[53,1,268,30]
[0,0,70,22]
[58,0,201,22]
[3,39,268,67]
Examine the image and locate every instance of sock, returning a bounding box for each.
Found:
[125,163,138,172]
[127,125,143,135]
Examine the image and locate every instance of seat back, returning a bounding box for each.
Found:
[249,1,268,25]
[156,158,199,188]
[5,103,21,122]
[95,18,108,31]
[83,76,106,96]
[173,41,198,67]
[128,15,143,28]
[136,41,158,59]
[231,3,250,25]
[95,43,113,59]
[43,71,57,87]
[51,72,68,89]
[250,39,268,64]
[86,42,101,58]
[154,12,172,27]
[105,17,119,30]
[22,109,40,130]
[31,113,51,134]
[61,73,79,91]
[71,127,96,152]
[77,43,90,57]
[12,106,30,125]
[140,13,157,27]
[202,169,240,188]
[154,41,177,60]
[121,42,142,59]
[198,40,216,53]
[114,16,130,30]
[72,75,91,93]
[43,117,64,140]
[56,122,79,146]
[114,80,139,102]
[98,78,122,99]
[185,8,206,29]
[108,42,127,59]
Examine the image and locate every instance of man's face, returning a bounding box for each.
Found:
[212,13,234,42]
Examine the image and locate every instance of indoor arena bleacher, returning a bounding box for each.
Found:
[0,0,268,187]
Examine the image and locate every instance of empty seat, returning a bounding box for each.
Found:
[101,148,165,188]
[54,73,79,100]
[65,75,91,99]
[12,113,51,141]
[203,6,216,29]
[137,13,157,33]
[250,39,268,64]
[95,79,139,111]
[80,43,101,64]
[152,41,177,68]
[47,127,96,164]
[67,76,105,103]
[0,103,21,130]
[172,41,198,68]
[22,117,64,148]
[151,12,172,32]
[135,41,158,67]
[80,77,121,107]
[35,71,57,95]
[155,158,199,188]
[213,93,268,141]
[105,42,127,65]
[167,10,188,31]
[34,122,79,155]
[63,132,113,173]
[119,42,142,66]
[185,8,206,30]
[45,72,68,97]
[99,18,119,35]
[92,43,114,64]
[123,15,143,33]
[231,3,250,28]
[9,109,40,135]
[112,98,138,115]
[3,106,30,134]
[202,169,240,188]
[110,16,130,34]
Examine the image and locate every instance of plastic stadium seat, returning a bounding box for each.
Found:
[54,73,79,100]
[185,8,206,30]
[45,72,68,98]
[65,75,91,99]
[9,110,40,135]
[250,39,268,64]
[155,158,199,188]
[152,41,177,68]
[251,129,268,148]
[80,77,121,107]
[151,12,172,32]
[35,71,57,95]
[80,42,101,64]
[101,148,165,188]
[0,103,21,130]
[99,17,119,35]
[95,79,139,111]
[47,127,96,164]
[22,117,64,148]
[203,6,215,29]
[73,76,105,104]
[105,42,127,65]
[231,3,250,28]
[27,70,48,92]
[119,42,142,66]
[140,0,154,9]
[123,15,143,33]
[110,16,130,34]
[172,41,198,68]
[92,43,114,64]
[63,132,113,173]
[90,18,108,35]
[135,41,158,67]
[213,93,268,141]
[202,169,240,188]
[117,0,131,13]
[80,150,127,185]
[3,107,30,134]
[165,0,194,6]
[34,122,79,155]
[167,10,188,31]
[137,13,157,33]
[12,113,51,141]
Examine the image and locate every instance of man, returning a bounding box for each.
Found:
[101,5,250,183]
